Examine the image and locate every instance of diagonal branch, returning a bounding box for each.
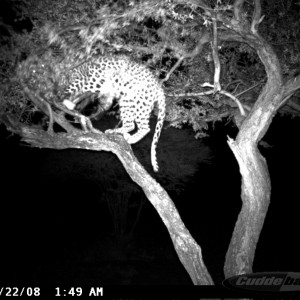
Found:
[160,56,185,84]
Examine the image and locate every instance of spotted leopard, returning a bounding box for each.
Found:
[63,55,166,172]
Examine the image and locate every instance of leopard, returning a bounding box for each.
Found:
[62,55,166,172]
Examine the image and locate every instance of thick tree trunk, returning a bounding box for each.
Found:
[224,35,284,277]
[224,134,271,276]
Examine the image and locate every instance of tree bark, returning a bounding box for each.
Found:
[222,0,288,277]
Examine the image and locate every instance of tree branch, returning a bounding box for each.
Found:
[251,0,263,34]
[282,74,300,102]
[184,29,211,59]
[160,56,185,84]
[233,0,246,21]
[211,18,221,92]
[201,83,246,116]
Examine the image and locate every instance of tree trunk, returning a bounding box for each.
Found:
[224,36,284,277]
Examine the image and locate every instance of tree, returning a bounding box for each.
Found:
[1,0,300,285]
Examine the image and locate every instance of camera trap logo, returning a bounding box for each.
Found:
[223,272,300,294]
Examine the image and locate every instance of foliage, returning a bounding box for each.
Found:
[1,0,300,144]
[2,0,300,130]
[260,0,300,76]
[1,0,299,161]
[5,0,219,136]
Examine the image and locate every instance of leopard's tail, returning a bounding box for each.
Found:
[151,90,166,172]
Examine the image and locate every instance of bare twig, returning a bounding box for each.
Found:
[160,56,185,84]
[251,0,263,34]
[225,79,246,90]
[202,83,246,116]
[236,81,263,97]
[211,18,221,92]
[286,100,300,112]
